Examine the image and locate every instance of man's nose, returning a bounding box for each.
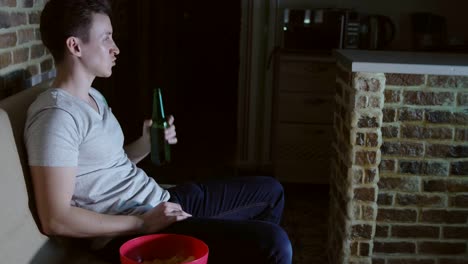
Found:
[111,43,120,56]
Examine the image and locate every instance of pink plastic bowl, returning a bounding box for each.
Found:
[120,234,209,264]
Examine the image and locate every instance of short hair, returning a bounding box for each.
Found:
[40,0,112,64]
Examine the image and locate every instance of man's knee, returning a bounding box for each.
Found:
[255,176,285,196]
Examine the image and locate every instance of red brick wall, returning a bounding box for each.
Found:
[0,0,53,100]
[329,67,468,264]
[375,74,468,263]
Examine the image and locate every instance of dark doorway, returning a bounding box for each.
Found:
[149,1,241,183]
[96,0,241,183]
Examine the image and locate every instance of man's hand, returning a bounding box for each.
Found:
[139,202,191,234]
[164,115,177,144]
[126,115,177,164]
[143,115,177,144]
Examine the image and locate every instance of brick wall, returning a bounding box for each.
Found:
[0,0,53,100]
[329,65,468,263]
[375,74,468,263]
[328,66,384,264]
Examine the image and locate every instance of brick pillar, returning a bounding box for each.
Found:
[329,65,384,264]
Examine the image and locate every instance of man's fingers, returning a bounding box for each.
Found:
[163,201,183,211]
[164,126,177,144]
[168,115,175,125]
[168,214,190,223]
[176,215,190,221]
[165,133,177,141]
[163,202,189,215]
[165,125,176,135]
[162,202,191,217]
[166,209,192,218]
[165,129,176,137]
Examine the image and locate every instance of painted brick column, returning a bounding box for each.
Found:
[328,65,384,264]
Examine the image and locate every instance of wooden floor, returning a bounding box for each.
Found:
[281,183,330,264]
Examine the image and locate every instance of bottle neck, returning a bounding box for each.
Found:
[152,88,166,122]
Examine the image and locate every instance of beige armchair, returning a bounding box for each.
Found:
[0,81,109,264]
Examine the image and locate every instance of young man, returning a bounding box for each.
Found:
[25,0,292,263]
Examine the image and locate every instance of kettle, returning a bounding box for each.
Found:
[360,15,396,50]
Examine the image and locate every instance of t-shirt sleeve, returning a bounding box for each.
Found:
[25,108,81,167]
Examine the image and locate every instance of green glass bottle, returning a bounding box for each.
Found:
[150,88,171,165]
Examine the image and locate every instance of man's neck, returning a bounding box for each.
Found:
[52,62,95,101]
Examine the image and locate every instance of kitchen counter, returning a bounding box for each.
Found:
[334,49,468,76]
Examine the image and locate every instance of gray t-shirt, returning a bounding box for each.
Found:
[24,88,170,215]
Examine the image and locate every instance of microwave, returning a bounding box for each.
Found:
[281,8,360,51]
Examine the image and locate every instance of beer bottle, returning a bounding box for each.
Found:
[150,88,171,165]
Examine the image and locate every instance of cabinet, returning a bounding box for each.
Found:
[272,52,336,184]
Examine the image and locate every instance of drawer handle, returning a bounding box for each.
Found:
[304,98,326,105]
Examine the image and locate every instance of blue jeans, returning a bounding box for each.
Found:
[97,176,292,264]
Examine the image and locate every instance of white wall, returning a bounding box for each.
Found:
[278,0,468,50]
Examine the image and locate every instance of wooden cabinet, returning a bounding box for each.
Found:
[272,52,336,184]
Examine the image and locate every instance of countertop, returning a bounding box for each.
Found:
[334,49,468,76]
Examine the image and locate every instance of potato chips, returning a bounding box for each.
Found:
[142,255,195,264]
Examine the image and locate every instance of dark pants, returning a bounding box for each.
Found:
[97,176,292,264]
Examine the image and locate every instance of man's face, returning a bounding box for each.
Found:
[79,13,119,78]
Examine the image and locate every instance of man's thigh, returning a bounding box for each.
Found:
[167,176,284,221]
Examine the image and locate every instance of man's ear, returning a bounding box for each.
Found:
[65,37,81,57]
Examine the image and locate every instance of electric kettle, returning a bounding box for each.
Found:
[360,15,396,50]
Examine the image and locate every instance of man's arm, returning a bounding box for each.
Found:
[124,134,151,164]
[30,166,190,238]
[31,166,143,237]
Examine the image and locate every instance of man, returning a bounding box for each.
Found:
[25,0,292,263]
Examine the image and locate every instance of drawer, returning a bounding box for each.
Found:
[278,60,336,93]
[273,124,333,183]
[278,93,334,124]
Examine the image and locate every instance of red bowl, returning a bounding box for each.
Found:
[120,234,209,264]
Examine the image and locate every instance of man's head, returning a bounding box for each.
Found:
[40,0,112,64]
